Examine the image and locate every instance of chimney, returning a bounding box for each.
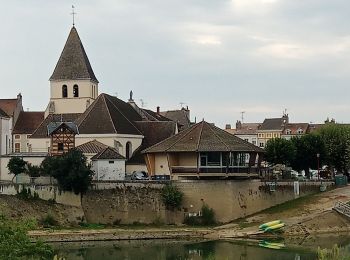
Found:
[225,124,231,129]
[236,120,242,129]
[157,106,160,115]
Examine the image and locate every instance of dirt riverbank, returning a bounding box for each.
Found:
[4,186,350,242]
[215,185,350,239]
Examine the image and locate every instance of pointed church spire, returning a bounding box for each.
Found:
[50,27,98,83]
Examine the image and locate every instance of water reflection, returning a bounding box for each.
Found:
[52,239,317,260]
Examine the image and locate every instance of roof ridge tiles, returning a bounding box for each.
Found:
[206,122,230,151]
[104,94,142,135]
[102,94,118,134]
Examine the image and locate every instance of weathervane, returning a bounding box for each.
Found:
[71,5,77,26]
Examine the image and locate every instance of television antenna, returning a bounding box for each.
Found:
[240,111,245,123]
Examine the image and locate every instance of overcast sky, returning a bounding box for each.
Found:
[1,0,350,127]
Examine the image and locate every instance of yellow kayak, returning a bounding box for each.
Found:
[259,220,282,230]
[259,241,285,250]
[264,223,285,232]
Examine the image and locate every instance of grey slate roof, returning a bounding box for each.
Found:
[260,118,287,131]
[227,123,261,135]
[91,147,125,160]
[127,121,178,164]
[50,26,98,82]
[30,113,82,138]
[47,122,79,135]
[160,109,191,130]
[143,121,265,154]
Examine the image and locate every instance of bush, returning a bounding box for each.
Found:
[201,204,216,225]
[318,244,350,260]
[26,163,42,177]
[161,184,183,210]
[41,214,58,228]
[17,188,39,200]
[152,216,164,226]
[0,215,53,259]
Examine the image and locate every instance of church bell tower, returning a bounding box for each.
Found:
[45,26,99,117]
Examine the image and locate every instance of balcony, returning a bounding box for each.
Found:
[171,166,260,175]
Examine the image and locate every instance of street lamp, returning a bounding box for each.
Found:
[317,153,320,181]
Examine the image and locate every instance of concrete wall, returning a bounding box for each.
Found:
[0,180,333,225]
[0,156,45,181]
[28,138,50,153]
[81,180,331,224]
[82,182,181,225]
[1,117,11,155]
[176,180,322,223]
[0,183,81,207]
[92,159,125,181]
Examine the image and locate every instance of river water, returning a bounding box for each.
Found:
[52,235,350,260]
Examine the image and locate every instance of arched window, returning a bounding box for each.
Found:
[62,85,68,98]
[73,84,79,97]
[126,142,132,159]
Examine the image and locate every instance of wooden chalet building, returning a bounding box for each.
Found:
[48,122,78,156]
[142,121,265,180]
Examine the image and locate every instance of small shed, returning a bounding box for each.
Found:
[91,147,126,181]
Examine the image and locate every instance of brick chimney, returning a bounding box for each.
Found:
[236,120,242,129]
[157,106,160,115]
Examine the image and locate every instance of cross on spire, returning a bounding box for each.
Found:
[71,5,76,26]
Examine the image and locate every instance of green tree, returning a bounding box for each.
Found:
[0,215,53,259]
[161,184,183,210]
[318,124,350,175]
[25,163,42,178]
[291,134,326,178]
[41,150,93,194]
[265,138,296,166]
[7,157,27,182]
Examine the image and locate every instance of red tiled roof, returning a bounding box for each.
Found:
[75,140,108,154]
[283,123,309,135]
[0,99,17,117]
[91,147,125,160]
[13,111,44,134]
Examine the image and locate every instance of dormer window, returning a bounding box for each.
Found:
[73,85,79,97]
[286,129,291,135]
[62,85,68,98]
[297,128,304,134]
